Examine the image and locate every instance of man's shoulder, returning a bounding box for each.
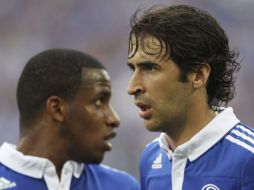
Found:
[0,163,43,190]
[87,163,135,177]
[85,164,140,189]
[224,123,254,157]
[0,162,16,176]
[141,137,161,158]
[0,173,17,190]
[0,173,29,190]
[205,122,254,176]
[139,136,166,171]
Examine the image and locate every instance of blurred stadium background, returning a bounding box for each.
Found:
[0,0,254,178]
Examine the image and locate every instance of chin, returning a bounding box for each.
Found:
[92,157,104,164]
[145,126,160,132]
[144,121,160,132]
[84,154,105,164]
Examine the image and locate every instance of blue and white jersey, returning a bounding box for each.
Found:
[0,143,140,190]
[140,107,254,190]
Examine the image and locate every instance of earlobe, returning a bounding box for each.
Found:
[191,63,211,89]
[46,96,67,122]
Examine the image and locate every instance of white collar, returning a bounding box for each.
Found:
[159,107,240,161]
[0,143,84,179]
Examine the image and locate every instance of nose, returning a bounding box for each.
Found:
[127,72,144,96]
[106,105,120,128]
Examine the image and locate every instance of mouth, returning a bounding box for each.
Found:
[103,132,116,151]
[135,102,152,119]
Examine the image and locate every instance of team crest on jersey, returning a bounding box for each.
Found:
[201,184,219,190]
[0,177,16,189]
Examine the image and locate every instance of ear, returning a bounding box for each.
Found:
[46,96,68,122]
[189,63,211,89]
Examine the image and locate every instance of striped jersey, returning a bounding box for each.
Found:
[140,107,254,190]
[0,143,140,190]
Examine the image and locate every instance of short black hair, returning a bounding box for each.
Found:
[17,48,105,126]
[129,4,240,108]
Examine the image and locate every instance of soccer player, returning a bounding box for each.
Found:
[0,49,140,190]
[127,4,254,190]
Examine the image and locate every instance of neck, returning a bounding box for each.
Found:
[17,124,68,177]
[167,106,216,151]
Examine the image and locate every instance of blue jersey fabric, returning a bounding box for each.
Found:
[140,108,254,190]
[0,163,139,190]
[0,143,140,190]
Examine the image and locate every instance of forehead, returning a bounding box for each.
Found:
[81,68,111,86]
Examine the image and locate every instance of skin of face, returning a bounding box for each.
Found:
[61,68,120,163]
[127,36,194,136]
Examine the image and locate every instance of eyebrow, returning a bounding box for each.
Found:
[82,79,111,87]
[127,61,160,68]
[100,89,112,96]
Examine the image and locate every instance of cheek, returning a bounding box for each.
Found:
[154,82,188,109]
[84,105,94,113]
[78,106,105,134]
[84,105,105,118]
[68,105,106,138]
[150,81,173,102]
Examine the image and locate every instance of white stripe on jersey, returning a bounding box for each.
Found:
[236,125,254,137]
[231,129,254,145]
[226,135,254,153]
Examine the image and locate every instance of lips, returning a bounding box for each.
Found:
[104,132,116,151]
[104,132,116,141]
[135,102,152,119]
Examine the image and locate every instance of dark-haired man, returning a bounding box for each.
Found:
[0,49,139,190]
[127,4,254,190]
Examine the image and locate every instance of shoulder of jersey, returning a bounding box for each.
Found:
[87,164,139,187]
[225,123,254,155]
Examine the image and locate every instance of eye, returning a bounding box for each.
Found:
[95,96,105,107]
[139,61,159,73]
[143,64,156,72]
[95,92,110,107]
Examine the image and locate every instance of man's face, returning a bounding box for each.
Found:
[127,36,193,134]
[63,68,120,163]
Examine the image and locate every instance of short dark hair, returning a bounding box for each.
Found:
[17,48,105,126]
[129,4,240,108]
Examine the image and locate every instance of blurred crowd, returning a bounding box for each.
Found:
[0,0,254,178]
